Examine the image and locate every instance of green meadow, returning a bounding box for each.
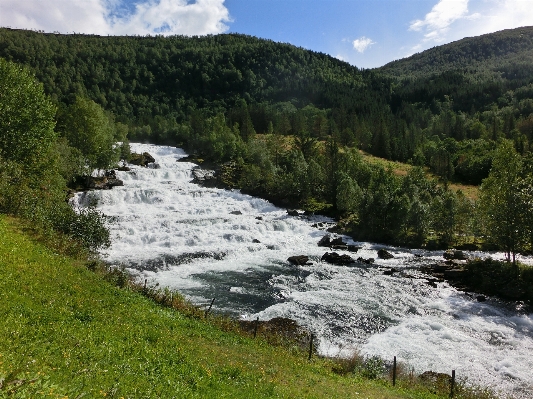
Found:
[0,216,496,398]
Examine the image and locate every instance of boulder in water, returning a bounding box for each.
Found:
[347,245,360,252]
[317,234,331,247]
[288,255,309,265]
[129,152,156,167]
[377,249,394,259]
[321,252,355,265]
[443,250,467,261]
[287,209,300,217]
[383,268,399,276]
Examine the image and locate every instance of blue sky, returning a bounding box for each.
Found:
[1,0,532,68]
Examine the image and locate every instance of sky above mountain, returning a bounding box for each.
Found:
[1,0,531,68]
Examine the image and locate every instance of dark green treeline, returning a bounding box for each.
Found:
[2,27,533,255]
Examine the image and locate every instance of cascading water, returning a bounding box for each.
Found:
[73,143,533,398]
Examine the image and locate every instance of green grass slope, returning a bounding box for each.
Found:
[0,215,492,398]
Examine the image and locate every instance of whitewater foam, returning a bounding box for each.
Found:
[76,143,533,398]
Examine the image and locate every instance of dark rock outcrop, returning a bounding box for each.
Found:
[317,234,349,248]
[321,252,355,265]
[288,255,309,265]
[443,250,467,261]
[357,257,375,264]
[317,235,332,247]
[129,152,155,167]
[377,249,394,259]
[191,167,218,187]
[383,268,399,276]
[287,209,300,216]
[71,170,124,191]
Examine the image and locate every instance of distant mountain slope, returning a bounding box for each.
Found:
[379,26,533,113]
[379,26,533,79]
[0,28,389,124]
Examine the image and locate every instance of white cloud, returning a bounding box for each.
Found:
[353,36,375,53]
[464,0,533,36]
[407,0,533,56]
[409,0,470,42]
[0,0,231,36]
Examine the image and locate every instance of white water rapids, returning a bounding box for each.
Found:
[73,143,533,398]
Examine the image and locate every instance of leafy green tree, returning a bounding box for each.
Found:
[430,189,458,245]
[336,172,363,215]
[58,96,119,173]
[479,141,527,264]
[0,58,57,167]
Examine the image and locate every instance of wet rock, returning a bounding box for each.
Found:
[326,224,340,233]
[317,234,331,247]
[443,250,467,261]
[252,239,261,243]
[476,295,486,302]
[230,210,243,215]
[129,152,155,167]
[428,263,453,273]
[425,278,441,288]
[347,245,361,252]
[117,165,130,172]
[321,252,355,265]
[357,257,375,264]
[287,209,300,216]
[330,237,346,246]
[377,249,394,260]
[288,255,309,265]
[383,268,399,276]
[72,171,124,191]
[191,167,218,187]
[331,244,348,251]
[255,216,263,221]
[444,269,465,280]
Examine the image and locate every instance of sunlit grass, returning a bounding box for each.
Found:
[0,215,495,398]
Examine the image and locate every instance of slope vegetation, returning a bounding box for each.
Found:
[0,215,470,398]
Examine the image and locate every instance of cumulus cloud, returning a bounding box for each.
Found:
[353,36,375,53]
[409,0,471,42]
[409,0,533,49]
[465,0,533,36]
[0,0,231,36]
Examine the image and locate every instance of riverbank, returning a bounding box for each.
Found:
[0,215,499,398]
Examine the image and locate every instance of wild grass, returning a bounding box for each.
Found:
[0,215,501,398]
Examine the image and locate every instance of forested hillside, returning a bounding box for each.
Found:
[2,26,533,253]
[381,26,533,120]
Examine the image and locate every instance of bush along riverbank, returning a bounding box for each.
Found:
[0,214,501,399]
[423,256,533,306]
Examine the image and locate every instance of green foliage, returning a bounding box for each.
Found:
[57,96,119,172]
[0,58,57,167]
[479,141,529,263]
[2,215,472,399]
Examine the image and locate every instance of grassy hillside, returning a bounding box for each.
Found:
[1,215,489,398]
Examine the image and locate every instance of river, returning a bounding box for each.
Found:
[73,143,533,398]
